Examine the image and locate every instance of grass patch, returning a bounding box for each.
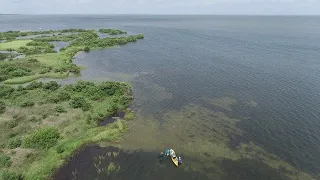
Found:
[0,170,24,180]
[0,40,32,50]
[3,73,68,84]
[29,53,64,67]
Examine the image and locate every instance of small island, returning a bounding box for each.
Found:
[98,28,127,35]
[0,28,140,179]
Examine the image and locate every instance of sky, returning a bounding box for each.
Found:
[1,0,320,15]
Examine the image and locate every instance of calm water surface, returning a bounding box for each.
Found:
[1,15,320,179]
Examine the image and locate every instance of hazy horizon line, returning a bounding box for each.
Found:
[1,13,320,16]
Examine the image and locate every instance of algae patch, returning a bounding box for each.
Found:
[121,97,314,180]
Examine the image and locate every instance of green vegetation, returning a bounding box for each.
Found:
[22,127,60,149]
[107,162,120,173]
[124,109,136,121]
[7,137,22,149]
[0,28,144,84]
[99,28,127,35]
[0,28,139,179]
[0,101,5,114]
[7,120,18,128]
[0,53,19,61]
[33,34,79,42]
[0,80,132,179]
[3,73,68,85]
[1,171,23,180]
[0,58,53,83]
[0,40,32,50]
[55,105,67,113]
[69,96,91,111]
[0,29,89,41]
[0,154,11,168]
[84,46,90,52]
[19,101,35,107]
[0,53,6,61]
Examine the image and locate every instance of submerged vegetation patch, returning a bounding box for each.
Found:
[52,145,210,180]
[120,98,315,180]
[0,28,144,84]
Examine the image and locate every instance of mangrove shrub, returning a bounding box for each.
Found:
[19,100,35,107]
[7,137,22,149]
[43,81,60,91]
[55,105,67,113]
[0,154,12,168]
[47,91,71,103]
[0,101,5,114]
[84,46,90,52]
[26,81,43,90]
[0,86,15,98]
[69,96,91,111]
[98,29,127,35]
[22,127,60,149]
[0,63,34,81]
[7,120,18,128]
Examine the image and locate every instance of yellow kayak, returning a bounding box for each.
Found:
[170,149,179,167]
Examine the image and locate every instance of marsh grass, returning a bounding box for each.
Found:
[0,80,132,179]
[124,109,136,121]
[0,40,32,50]
[0,28,139,179]
[106,162,120,173]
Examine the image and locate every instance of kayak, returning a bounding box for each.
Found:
[170,149,179,167]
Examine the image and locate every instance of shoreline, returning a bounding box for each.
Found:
[0,28,142,179]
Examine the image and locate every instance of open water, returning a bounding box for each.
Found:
[1,15,320,180]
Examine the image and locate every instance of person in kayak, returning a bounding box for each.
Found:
[178,156,182,164]
[164,148,171,156]
[158,152,164,161]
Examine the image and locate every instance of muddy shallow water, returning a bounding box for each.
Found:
[52,145,289,180]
